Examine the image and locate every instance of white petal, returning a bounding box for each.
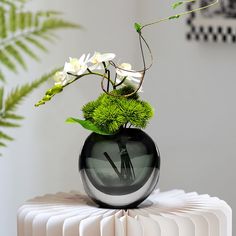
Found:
[53,71,65,82]
[126,76,140,83]
[100,53,116,62]
[116,68,126,77]
[77,65,88,75]
[62,80,68,86]
[120,63,132,70]
[64,62,73,73]
[85,53,91,63]
[117,69,142,78]
[96,64,104,70]
[69,57,79,64]
[117,63,142,77]
[89,64,99,71]
[89,52,100,64]
[55,81,62,86]
[89,63,104,71]
[65,74,75,83]
[78,54,86,64]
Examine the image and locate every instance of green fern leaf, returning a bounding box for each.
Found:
[2,113,24,120]
[25,12,33,28]
[0,6,80,80]
[0,0,27,4]
[0,50,17,72]
[0,120,20,127]
[0,87,4,110]
[9,4,17,32]
[33,32,55,43]
[4,68,60,113]
[0,7,7,38]
[15,40,40,61]
[0,142,7,147]
[34,11,40,28]
[0,131,14,141]
[0,70,5,82]
[33,11,61,28]
[5,45,27,69]
[41,18,80,31]
[36,11,62,17]
[18,12,26,30]
[34,11,62,28]
[25,36,48,52]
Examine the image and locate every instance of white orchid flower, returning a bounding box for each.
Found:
[64,54,90,75]
[116,63,142,78]
[89,52,115,71]
[116,63,143,92]
[54,71,68,86]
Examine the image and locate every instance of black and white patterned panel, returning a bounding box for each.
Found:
[186,1,236,43]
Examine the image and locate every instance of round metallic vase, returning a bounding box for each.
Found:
[79,128,160,209]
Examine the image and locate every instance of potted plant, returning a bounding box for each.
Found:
[35,0,218,208]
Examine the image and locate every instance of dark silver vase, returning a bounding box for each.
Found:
[79,128,160,209]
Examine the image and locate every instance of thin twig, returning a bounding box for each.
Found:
[141,0,219,30]
[114,76,127,88]
[103,152,123,180]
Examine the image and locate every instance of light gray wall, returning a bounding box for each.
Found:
[0,0,235,235]
[136,0,235,233]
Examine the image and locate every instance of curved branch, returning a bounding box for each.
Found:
[141,0,219,30]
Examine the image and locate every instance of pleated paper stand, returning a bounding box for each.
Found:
[17,189,232,236]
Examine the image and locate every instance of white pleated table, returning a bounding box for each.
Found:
[17,189,232,236]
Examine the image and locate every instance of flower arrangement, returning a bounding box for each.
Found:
[35,0,218,136]
[36,52,153,135]
[34,0,219,208]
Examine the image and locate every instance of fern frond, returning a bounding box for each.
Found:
[0,0,80,151]
[33,31,55,43]
[0,87,4,110]
[25,11,33,28]
[0,131,14,141]
[2,113,24,120]
[33,11,63,28]
[0,50,17,72]
[25,36,48,52]
[18,12,26,30]
[0,0,27,4]
[5,44,27,69]
[0,70,4,82]
[0,0,15,6]
[0,7,7,39]
[15,40,40,61]
[0,120,20,127]
[0,4,80,78]
[0,69,60,148]
[9,4,17,32]
[0,142,7,147]
[4,68,60,113]
[41,18,80,31]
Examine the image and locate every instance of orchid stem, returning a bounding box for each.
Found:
[65,71,115,89]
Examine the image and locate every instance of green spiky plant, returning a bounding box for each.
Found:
[64,86,154,136]
[0,0,80,150]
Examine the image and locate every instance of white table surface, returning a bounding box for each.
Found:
[17,189,232,236]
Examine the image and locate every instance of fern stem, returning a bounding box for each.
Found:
[0,28,43,50]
